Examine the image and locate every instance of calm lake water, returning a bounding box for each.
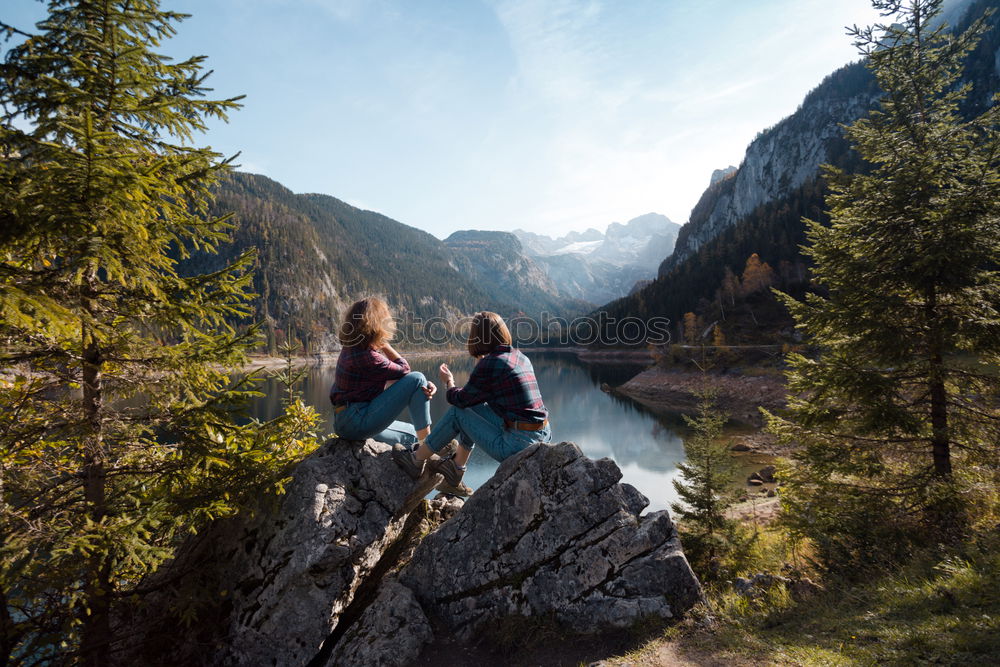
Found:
[249,351,693,512]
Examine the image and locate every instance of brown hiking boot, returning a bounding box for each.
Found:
[427,459,469,495]
[436,479,473,497]
[437,439,459,459]
[391,444,425,480]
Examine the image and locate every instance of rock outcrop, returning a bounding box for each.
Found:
[127,439,443,665]
[334,442,702,665]
[128,440,701,666]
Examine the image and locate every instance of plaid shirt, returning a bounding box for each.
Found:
[330,346,410,405]
[447,345,548,423]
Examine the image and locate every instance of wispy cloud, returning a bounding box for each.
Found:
[154,0,888,238]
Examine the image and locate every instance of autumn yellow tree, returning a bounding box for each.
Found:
[740,253,776,295]
[712,324,727,348]
[683,311,702,344]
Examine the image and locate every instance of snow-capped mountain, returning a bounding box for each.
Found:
[513,213,680,305]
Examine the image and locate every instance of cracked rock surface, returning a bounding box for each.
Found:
[212,439,415,665]
[128,438,423,666]
[381,442,702,660]
[330,579,434,666]
[130,440,701,667]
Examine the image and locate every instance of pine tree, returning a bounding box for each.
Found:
[768,0,1000,567]
[0,3,319,662]
[671,393,747,578]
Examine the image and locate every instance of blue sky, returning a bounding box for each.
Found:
[6,0,886,238]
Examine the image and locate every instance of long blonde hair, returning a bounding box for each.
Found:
[339,297,395,348]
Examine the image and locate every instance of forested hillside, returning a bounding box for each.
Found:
[599,0,1000,343]
[181,173,573,353]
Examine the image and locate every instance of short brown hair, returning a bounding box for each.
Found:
[339,297,395,348]
[467,311,512,357]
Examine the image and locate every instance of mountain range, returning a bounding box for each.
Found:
[186,0,997,355]
[182,172,677,353]
[183,173,504,354]
[513,213,680,305]
[185,173,604,354]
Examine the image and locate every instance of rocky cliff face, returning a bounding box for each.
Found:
[662,63,879,275]
[660,0,998,280]
[126,439,701,666]
[710,166,737,185]
[596,1,1000,330]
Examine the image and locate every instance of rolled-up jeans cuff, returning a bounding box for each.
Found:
[423,431,450,453]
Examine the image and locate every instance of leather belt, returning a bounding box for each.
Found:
[504,418,548,432]
[333,404,348,413]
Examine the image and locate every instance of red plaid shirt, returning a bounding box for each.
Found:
[330,346,410,405]
[447,345,548,423]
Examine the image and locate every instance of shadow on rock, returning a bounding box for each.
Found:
[122,439,701,666]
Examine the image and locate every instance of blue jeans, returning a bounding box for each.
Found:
[334,372,431,448]
[424,403,551,462]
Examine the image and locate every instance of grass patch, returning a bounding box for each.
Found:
[679,529,1000,665]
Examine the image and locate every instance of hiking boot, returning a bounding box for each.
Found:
[435,479,473,498]
[392,444,425,480]
[428,456,466,488]
[437,439,459,459]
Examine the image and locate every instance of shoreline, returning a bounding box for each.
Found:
[614,367,787,428]
[237,348,472,369]
[238,345,657,370]
[522,346,656,362]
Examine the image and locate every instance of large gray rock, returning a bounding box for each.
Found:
[335,442,701,665]
[126,438,439,666]
[131,440,701,667]
[214,439,414,664]
[330,580,433,667]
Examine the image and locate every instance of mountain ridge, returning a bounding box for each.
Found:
[512,213,681,304]
[180,172,588,353]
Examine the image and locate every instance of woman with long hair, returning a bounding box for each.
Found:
[330,297,435,447]
[393,311,550,495]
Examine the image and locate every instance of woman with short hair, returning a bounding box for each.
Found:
[393,311,550,494]
[330,297,436,447]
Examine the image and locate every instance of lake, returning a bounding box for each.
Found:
[248,351,693,512]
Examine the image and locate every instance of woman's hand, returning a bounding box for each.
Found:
[439,363,455,389]
[423,380,437,399]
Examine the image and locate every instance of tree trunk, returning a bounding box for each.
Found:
[926,293,951,478]
[929,359,951,477]
[79,282,112,665]
[0,587,15,667]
